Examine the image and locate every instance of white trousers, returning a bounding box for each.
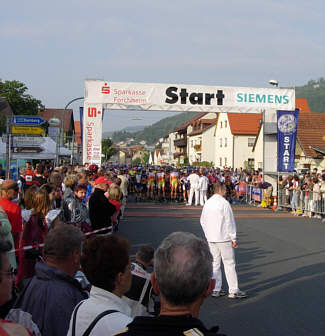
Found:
[208,241,239,294]
[188,188,199,205]
[200,189,207,206]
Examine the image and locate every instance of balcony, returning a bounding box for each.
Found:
[174,138,187,147]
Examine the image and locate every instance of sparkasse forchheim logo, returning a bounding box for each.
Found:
[101,82,110,94]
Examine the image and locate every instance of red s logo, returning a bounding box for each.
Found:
[102,83,110,94]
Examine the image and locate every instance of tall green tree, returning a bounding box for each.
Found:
[0,79,43,115]
[102,137,116,161]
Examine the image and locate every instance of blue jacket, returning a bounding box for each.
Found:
[7,262,87,336]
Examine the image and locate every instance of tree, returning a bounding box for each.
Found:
[0,80,43,115]
[102,138,116,161]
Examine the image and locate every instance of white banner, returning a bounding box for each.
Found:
[82,103,102,165]
[85,79,295,113]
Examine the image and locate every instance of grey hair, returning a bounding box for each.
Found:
[44,224,84,261]
[154,231,212,306]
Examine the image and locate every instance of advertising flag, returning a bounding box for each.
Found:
[277,109,299,172]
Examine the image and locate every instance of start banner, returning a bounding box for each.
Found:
[277,109,299,172]
[84,80,295,113]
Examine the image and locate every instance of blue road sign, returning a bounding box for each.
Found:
[12,115,45,126]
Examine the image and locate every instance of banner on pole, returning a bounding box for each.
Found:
[82,103,102,166]
[277,109,299,172]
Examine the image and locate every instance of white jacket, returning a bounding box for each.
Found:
[200,194,237,242]
[187,173,200,189]
[67,286,132,336]
[199,176,209,191]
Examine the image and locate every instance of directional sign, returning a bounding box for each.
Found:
[13,146,43,154]
[11,126,45,135]
[13,136,45,147]
[12,115,45,126]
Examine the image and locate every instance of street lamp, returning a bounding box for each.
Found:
[269,79,279,87]
[55,97,84,167]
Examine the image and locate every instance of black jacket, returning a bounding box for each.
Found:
[7,262,87,336]
[88,188,116,231]
[114,315,226,336]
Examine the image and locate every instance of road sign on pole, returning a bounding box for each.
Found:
[13,147,44,154]
[11,126,45,135]
[12,136,45,147]
[12,115,45,126]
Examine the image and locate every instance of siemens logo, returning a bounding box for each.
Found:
[237,93,289,104]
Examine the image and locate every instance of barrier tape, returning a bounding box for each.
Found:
[8,225,113,254]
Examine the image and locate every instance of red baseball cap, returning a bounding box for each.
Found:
[95,176,111,185]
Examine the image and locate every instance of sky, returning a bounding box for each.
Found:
[1,0,325,132]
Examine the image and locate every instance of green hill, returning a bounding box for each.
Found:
[111,112,199,144]
[295,78,325,112]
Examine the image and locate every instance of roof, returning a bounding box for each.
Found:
[296,97,310,113]
[0,97,13,116]
[74,121,81,145]
[174,113,207,132]
[188,118,217,136]
[228,113,262,135]
[40,108,74,132]
[297,113,325,157]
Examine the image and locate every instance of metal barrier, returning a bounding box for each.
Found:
[278,188,325,216]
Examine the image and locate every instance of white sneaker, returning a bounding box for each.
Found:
[228,290,247,299]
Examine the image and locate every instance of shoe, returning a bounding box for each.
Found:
[212,289,227,297]
[228,290,247,299]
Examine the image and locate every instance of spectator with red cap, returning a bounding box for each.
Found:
[0,180,22,251]
[89,178,116,234]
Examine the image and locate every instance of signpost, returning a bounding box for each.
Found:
[12,116,45,126]
[13,147,44,154]
[11,126,45,135]
[12,136,45,147]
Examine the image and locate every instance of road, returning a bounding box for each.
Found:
[119,201,325,336]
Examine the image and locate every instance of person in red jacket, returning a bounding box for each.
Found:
[0,180,22,251]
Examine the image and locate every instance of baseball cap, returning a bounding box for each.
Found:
[95,176,111,185]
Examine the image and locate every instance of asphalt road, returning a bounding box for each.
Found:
[119,201,325,336]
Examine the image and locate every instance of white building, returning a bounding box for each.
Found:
[214,113,261,169]
[187,114,217,165]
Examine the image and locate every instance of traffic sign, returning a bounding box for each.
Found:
[12,115,45,126]
[11,126,45,135]
[13,146,43,154]
[13,136,45,147]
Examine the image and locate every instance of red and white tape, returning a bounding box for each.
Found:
[9,225,113,254]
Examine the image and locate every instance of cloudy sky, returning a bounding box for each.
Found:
[1,0,325,132]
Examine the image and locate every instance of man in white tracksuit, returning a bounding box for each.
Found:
[200,181,247,299]
[199,173,209,206]
[186,170,200,206]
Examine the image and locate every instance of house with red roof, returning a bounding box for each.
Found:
[213,112,262,169]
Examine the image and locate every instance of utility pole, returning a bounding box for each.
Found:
[5,116,11,179]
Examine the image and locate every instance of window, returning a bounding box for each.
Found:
[248,158,254,168]
[220,121,223,128]
[219,157,222,166]
[248,137,255,147]
[219,138,222,147]
[225,120,227,128]
[224,157,227,166]
[224,137,227,148]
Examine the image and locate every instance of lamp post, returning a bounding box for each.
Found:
[55,97,84,167]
